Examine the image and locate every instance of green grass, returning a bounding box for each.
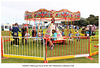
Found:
[1,28,99,63]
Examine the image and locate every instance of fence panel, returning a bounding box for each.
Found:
[45,36,90,60]
[2,36,95,61]
[90,36,99,56]
[2,36,45,60]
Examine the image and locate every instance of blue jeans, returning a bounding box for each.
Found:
[77,37,80,41]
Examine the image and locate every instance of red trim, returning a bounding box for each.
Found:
[55,43,56,56]
[74,38,75,54]
[25,18,80,21]
[44,60,48,63]
[83,38,84,54]
[1,37,3,58]
[66,39,67,55]
[3,39,10,42]
[61,41,62,56]
[79,38,80,54]
[58,41,59,56]
[88,38,90,54]
[52,49,54,57]
[45,38,47,61]
[71,39,72,55]
[94,45,99,48]
[76,37,77,54]
[52,40,65,43]
[86,56,94,60]
[85,38,88,52]
[63,40,65,55]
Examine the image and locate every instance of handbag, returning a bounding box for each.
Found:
[14,32,17,36]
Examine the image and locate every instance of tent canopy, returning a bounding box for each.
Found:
[44,23,63,40]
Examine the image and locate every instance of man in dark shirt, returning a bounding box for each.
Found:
[11,23,21,46]
[21,25,27,45]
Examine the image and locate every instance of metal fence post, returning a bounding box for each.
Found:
[44,38,48,63]
[1,37,3,58]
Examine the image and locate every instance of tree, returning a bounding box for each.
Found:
[86,14,99,26]
[74,17,87,26]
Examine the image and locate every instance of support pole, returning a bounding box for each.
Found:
[1,37,3,58]
[71,19,73,34]
[42,19,43,37]
[29,21,30,35]
[90,37,91,56]
[1,37,9,59]
[44,38,48,63]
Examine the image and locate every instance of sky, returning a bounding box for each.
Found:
[1,0,99,25]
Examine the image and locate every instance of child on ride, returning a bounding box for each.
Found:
[50,29,57,49]
[76,31,80,41]
[62,29,65,36]
[68,31,73,43]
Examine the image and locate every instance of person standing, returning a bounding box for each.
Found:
[21,25,27,45]
[32,26,37,37]
[89,25,92,36]
[91,24,96,36]
[9,26,12,31]
[11,23,21,47]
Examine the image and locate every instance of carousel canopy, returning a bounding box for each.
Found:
[24,9,80,21]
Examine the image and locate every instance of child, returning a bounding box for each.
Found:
[38,31,41,37]
[62,29,65,36]
[68,31,73,43]
[24,32,30,44]
[75,26,77,32]
[86,30,89,36]
[85,28,89,37]
[25,32,30,37]
[76,31,80,41]
[48,30,57,50]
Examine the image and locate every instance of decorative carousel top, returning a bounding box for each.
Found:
[25,9,80,21]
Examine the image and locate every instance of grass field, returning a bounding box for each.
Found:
[1,55,98,63]
[1,28,99,63]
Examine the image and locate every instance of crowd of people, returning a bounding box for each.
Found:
[10,23,43,47]
[9,22,97,49]
[81,24,97,36]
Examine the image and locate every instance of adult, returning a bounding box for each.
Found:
[81,26,85,34]
[75,25,77,32]
[21,25,27,45]
[89,25,92,36]
[11,23,21,46]
[32,26,37,37]
[9,26,12,31]
[91,24,96,36]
